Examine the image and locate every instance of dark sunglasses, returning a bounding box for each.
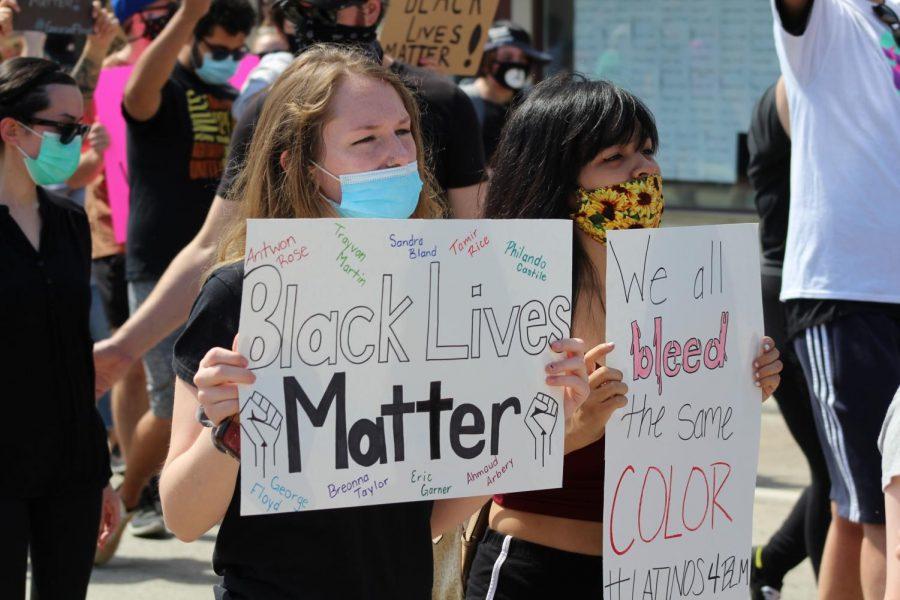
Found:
[873,1,900,47]
[27,118,90,144]
[277,0,365,26]
[201,40,249,61]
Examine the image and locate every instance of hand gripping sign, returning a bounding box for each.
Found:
[236,218,572,515]
[602,224,764,599]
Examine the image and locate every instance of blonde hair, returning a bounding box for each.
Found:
[216,44,443,268]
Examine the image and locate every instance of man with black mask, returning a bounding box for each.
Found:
[93,0,489,401]
[461,20,550,163]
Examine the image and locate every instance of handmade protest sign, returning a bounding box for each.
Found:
[602,224,764,599]
[93,57,259,243]
[237,218,571,514]
[18,0,93,34]
[379,0,500,76]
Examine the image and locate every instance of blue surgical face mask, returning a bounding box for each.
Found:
[16,123,82,186]
[195,53,239,85]
[315,160,423,219]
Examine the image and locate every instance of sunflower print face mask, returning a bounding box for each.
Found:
[570,174,665,245]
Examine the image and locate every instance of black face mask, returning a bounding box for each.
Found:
[492,61,531,91]
[280,1,383,62]
[139,4,178,41]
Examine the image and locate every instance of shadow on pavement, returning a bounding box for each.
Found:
[91,557,219,586]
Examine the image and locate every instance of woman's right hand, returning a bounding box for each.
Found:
[564,342,629,454]
[193,336,255,425]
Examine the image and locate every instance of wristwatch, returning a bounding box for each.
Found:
[213,417,241,461]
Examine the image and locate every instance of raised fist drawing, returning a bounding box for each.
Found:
[525,393,559,467]
[240,391,283,477]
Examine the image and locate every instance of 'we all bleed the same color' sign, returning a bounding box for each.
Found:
[603,225,764,599]
[236,219,572,515]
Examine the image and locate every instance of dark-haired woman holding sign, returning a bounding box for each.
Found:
[0,56,120,598]
[464,75,785,599]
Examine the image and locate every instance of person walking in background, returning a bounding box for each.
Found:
[460,20,551,164]
[98,0,255,561]
[746,76,831,600]
[771,0,900,598]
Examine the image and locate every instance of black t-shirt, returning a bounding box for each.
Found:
[0,188,110,498]
[747,82,791,267]
[217,61,486,201]
[173,263,434,599]
[480,99,509,164]
[125,63,237,281]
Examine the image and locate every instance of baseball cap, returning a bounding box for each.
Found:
[112,0,170,22]
[484,20,552,63]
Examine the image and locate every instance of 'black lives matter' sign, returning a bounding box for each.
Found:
[18,0,93,35]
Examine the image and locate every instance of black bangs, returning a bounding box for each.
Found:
[572,76,660,163]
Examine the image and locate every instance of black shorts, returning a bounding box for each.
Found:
[794,309,900,524]
[465,529,603,600]
[92,254,128,329]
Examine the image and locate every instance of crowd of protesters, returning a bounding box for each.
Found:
[0,0,896,598]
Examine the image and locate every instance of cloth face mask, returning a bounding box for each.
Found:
[16,123,82,186]
[493,61,530,91]
[571,174,665,245]
[315,160,423,219]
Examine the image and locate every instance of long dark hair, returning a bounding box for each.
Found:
[0,57,76,125]
[482,73,659,311]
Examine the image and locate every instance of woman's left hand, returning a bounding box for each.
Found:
[544,337,591,417]
[754,336,782,401]
[97,483,122,550]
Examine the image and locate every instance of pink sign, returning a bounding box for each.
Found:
[93,55,261,244]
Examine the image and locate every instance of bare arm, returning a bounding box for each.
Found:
[886,478,900,600]
[432,495,490,538]
[66,148,104,189]
[71,3,119,103]
[94,195,237,396]
[446,182,486,219]
[160,378,238,542]
[123,0,210,122]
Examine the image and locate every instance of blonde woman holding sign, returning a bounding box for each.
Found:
[160,45,600,599]
[465,74,785,599]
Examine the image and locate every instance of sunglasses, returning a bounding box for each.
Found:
[277,0,365,26]
[201,40,249,61]
[27,118,90,144]
[873,1,900,47]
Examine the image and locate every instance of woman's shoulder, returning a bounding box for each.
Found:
[39,187,87,220]
[208,261,244,285]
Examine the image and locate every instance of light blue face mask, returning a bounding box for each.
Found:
[195,53,239,85]
[315,160,423,219]
[16,123,82,186]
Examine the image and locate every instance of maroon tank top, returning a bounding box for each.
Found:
[493,438,605,522]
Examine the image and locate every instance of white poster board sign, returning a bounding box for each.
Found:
[602,224,764,598]
[237,218,572,515]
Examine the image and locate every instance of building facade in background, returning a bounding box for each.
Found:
[499,0,782,211]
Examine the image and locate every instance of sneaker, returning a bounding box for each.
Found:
[110,444,126,475]
[128,479,168,539]
[94,496,134,567]
[749,546,782,600]
[759,586,782,600]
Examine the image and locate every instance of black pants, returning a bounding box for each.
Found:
[466,529,602,599]
[759,272,831,579]
[0,486,103,600]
